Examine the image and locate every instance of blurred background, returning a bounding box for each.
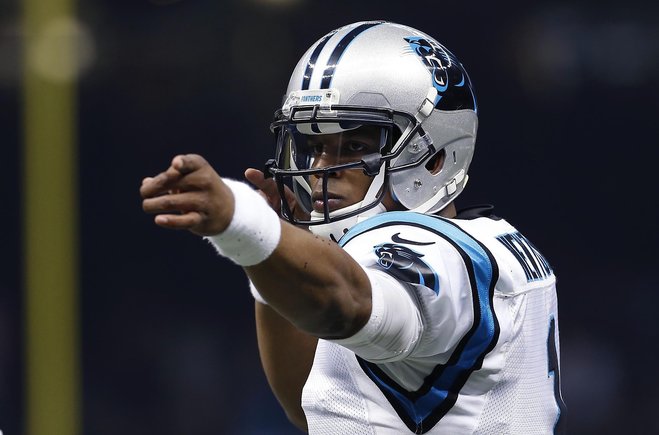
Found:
[1,0,658,434]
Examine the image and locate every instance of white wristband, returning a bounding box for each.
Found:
[204,179,281,266]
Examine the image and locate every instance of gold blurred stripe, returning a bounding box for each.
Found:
[23,0,80,433]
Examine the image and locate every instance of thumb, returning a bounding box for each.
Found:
[245,168,280,203]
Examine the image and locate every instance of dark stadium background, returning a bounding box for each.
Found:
[1,0,658,434]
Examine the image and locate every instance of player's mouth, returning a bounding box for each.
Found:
[312,192,345,213]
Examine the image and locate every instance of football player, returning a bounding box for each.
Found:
[141,21,566,434]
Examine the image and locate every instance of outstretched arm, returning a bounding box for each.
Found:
[140,154,372,338]
[141,155,373,431]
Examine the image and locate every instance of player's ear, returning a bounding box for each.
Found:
[425,149,446,175]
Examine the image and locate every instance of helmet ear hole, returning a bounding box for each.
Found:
[425,149,446,175]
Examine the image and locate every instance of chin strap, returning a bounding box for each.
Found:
[310,203,387,242]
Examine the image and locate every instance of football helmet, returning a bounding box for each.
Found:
[266,21,478,241]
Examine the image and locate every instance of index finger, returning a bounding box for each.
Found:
[139,166,184,199]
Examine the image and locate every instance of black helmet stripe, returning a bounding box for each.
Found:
[319,21,385,89]
[301,30,338,90]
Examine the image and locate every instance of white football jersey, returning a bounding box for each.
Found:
[301,210,566,434]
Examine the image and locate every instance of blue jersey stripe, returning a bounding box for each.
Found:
[340,212,500,432]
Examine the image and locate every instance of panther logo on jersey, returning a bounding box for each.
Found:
[374,239,439,294]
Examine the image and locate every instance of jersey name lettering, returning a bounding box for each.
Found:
[496,232,552,282]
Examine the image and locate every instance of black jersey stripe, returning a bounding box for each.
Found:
[496,234,534,280]
[319,21,384,89]
[548,316,567,434]
[339,212,500,433]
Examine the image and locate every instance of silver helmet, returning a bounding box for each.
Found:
[267,21,478,241]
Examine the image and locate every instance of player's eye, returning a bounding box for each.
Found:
[342,141,369,154]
